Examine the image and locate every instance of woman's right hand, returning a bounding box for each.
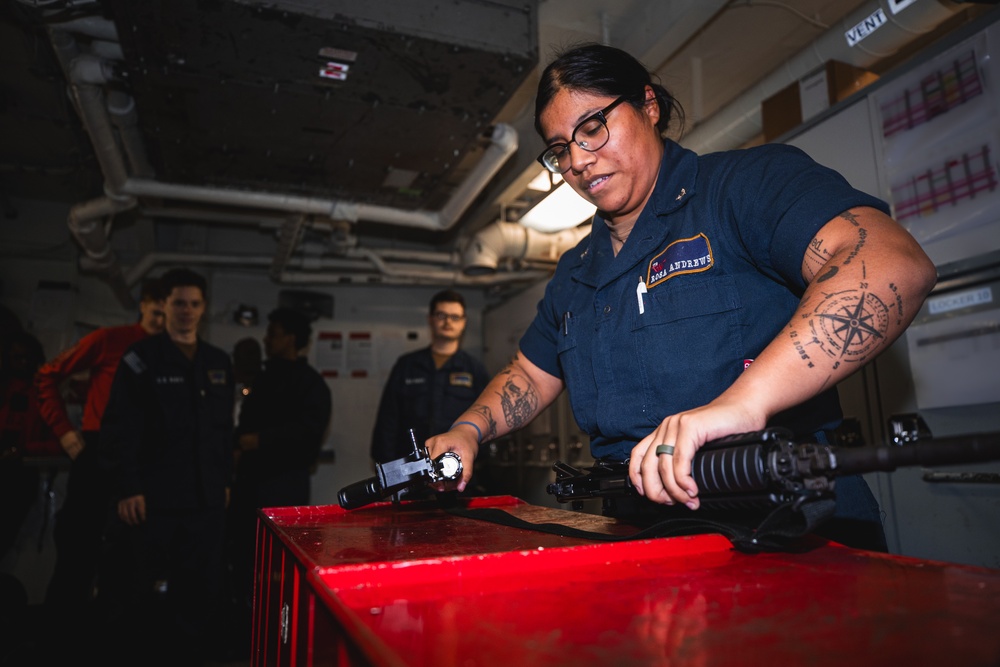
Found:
[425,426,480,492]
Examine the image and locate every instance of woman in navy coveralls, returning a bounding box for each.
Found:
[427,44,936,550]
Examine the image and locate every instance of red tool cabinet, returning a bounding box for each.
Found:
[252,495,1000,666]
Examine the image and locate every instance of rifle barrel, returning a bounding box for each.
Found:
[833,433,1000,476]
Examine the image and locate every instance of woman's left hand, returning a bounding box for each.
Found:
[629,401,763,510]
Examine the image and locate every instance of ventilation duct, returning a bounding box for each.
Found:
[47,9,534,302]
[462,221,591,275]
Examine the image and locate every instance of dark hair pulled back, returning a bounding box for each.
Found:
[534,43,683,139]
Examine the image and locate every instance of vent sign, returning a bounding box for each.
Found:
[845,8,887,47]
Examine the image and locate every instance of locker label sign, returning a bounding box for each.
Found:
[927,286,993,315]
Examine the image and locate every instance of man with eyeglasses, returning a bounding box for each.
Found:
[370,290,489,487]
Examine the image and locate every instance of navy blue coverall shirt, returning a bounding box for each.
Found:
[519,140,888,526]
[371,347,489,463]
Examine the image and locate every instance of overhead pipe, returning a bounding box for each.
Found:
[107,90,155,178]
[682,0,964,153]
[356,260,553,285]
[270,214,308,281]
[88,39,124,61]
[124,252,371,287]
[50,13,531,291]
[124,211,476,283]
[136,208,464,267]
[49,15,120,41]
[118,123,519,231]
[48,20,140,306]
[122,251,549,288]
[67,197,124,267]
[67,196,137,307]
[139,206,288,230]
[274,267,551,287]
[461,221,591,275]
[47,12,520,233]
[368,247,457,265]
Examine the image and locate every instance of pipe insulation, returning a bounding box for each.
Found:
[118,123,518,231]
[461,221,591,275]
[122,251,550,288]
[67,196,135,270]
[67,195,137,307]
[107,91,155,178]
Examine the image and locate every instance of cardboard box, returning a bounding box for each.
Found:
[761,60,879,141]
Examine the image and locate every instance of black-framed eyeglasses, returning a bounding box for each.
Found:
[537,95,630,174]
[432,312,465,323]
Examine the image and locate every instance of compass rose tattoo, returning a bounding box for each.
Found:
[791,211,905,372]
[805,284,890,370]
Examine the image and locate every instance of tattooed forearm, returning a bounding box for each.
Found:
[816,265,838,283]
[838,211,861,226]
[803,237,832,281]
[889,281,905,325]
[496,352,524,379]
[495,371,538,430]
[795,283,890,372]
[803,212,868,280]
[468,404,498,442]
[842,226,867,267]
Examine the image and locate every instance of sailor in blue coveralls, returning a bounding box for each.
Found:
[427,44,936,550]
[372,290,489,495]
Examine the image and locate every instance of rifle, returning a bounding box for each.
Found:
[546,417,1000,513]
[338,429,463,510]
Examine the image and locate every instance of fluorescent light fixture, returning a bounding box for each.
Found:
[518,182,596,232]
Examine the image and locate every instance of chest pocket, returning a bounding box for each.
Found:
[631,275,744,425]
[633,275,740,328]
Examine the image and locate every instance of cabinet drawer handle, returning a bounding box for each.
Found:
[280,602,290,644]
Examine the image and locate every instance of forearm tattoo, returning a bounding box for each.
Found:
[804,237,833,281]
[793,211,908,372]
[494,356,538,430]
[803,211,864,281]
[468,404,498,442]
[793,261,898,373]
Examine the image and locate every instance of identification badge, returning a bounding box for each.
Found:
[647,233,714,288]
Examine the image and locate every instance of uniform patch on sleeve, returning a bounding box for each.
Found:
[208,369,228,385]
[449,372,473,388]
[122,350,146,375]
[647,233,714,288]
